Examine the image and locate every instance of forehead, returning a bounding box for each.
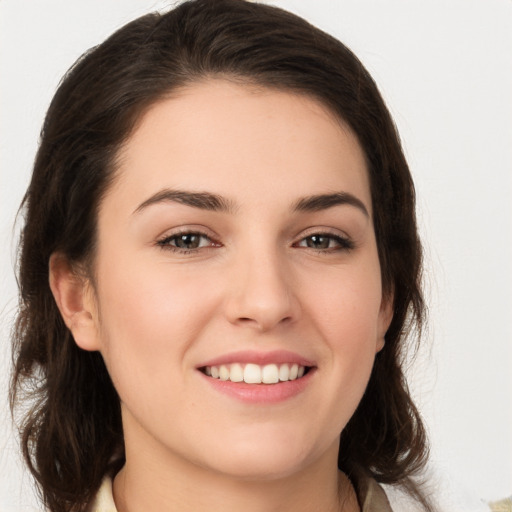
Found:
[107,79,371,215]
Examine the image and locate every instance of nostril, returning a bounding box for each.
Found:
[235,315,294,330]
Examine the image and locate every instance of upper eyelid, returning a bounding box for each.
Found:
[156,232,219,254]
[295,226,351,240]
[295,233,352,246]
[156,225,218,241]
[293,228,356,251]
[157,232,215,245]
[158,232,211,242]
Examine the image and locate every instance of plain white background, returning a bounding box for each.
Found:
[1,1,511,510]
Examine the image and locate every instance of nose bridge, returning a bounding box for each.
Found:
[225,238,297,331]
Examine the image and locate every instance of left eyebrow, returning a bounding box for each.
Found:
[292,192,369,217]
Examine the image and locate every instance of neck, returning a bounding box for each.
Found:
[113,431,359,512]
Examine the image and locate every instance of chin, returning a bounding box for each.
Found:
[195,430,324,482]
[210,455,309,482]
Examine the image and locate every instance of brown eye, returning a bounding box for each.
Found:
[174,233,203,249]
[157,232,213,251]
[305,235,331,249]
[296,233,354,251]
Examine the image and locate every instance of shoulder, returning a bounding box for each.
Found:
[489,497,512,512]
[86,477,118,512]
[352,471,394,512]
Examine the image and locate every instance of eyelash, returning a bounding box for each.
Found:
[156,230,354,254]
[293,232,355,252]
[156,231,218,254]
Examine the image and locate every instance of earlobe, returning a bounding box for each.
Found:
[49,253,101,351]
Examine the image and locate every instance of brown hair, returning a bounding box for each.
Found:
[10,1,430,510]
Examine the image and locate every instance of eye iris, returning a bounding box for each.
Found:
[307,235,330,249]
[175,234,201,249]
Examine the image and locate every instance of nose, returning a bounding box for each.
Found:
[224,249,299,332]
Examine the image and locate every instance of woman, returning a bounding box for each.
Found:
[10,1,432,511]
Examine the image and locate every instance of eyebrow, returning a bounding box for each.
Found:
[293,192,369,217]
[133,189,236,214]
[133,189,369,217]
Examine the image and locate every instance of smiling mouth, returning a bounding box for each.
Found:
[200,363,312,384]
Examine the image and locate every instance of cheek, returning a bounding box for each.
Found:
[93,254,216,390]
[303,260,383,398]
[98,248,212,330]
[306,262,383,341]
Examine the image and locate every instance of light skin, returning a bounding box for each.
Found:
[50,79,392,512]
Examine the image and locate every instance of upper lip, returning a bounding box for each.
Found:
[197,350,316,368]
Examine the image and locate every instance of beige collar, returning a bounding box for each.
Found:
[88,474,393,512]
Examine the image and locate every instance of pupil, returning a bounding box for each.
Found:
[176,234,200,249]
[308,235,329,249]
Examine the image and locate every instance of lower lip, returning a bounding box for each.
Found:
[198,368,316,404]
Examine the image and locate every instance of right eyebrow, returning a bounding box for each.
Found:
[132,189,237,215]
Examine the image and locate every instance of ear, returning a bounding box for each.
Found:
[376,292,394,353]
[49,253,101,351]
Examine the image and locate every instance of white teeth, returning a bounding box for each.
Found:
[261,364,279,384]
[203,362,308,384]
[244,363,261,384]
[230,363,244,382]
[279,364,290,381]
[219,365,230,381]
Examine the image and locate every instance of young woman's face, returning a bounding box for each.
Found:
[87,80,391,480]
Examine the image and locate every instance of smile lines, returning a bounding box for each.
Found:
[202,363,308,384]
